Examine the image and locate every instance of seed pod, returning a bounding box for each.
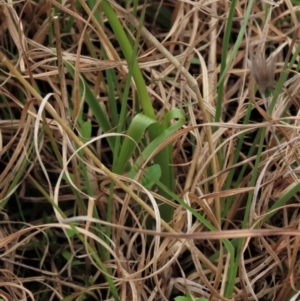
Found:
[250,51,276,93]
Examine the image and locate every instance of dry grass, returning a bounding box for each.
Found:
[1,0,300,301]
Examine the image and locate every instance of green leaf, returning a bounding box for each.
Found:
[62,250,81,266]
[174,294,209,301]
[174,294,208,301]
[129,164,161,189]
[81,121,92,140]
[114,113,156,174]
[65,228,76,238]
[174,297,189,301]
[143,164,161,188]
[133,108,185,170]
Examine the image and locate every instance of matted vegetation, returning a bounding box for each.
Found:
[1,0,300,300]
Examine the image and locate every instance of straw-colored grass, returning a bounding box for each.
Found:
[1,1,300,301]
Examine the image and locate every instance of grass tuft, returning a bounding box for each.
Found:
[1,1,300,300]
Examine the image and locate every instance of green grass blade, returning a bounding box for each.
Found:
[99,0,155,119]
[64,62,115,149]
[132,109,185,172]
[215,0,237,123]
[217,0,254,88]
[115,113,156,174]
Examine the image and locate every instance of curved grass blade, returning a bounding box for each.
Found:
[114,113,156,174]
[132,108,185,170]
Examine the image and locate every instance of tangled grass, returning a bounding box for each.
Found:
[1,0,300,300]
